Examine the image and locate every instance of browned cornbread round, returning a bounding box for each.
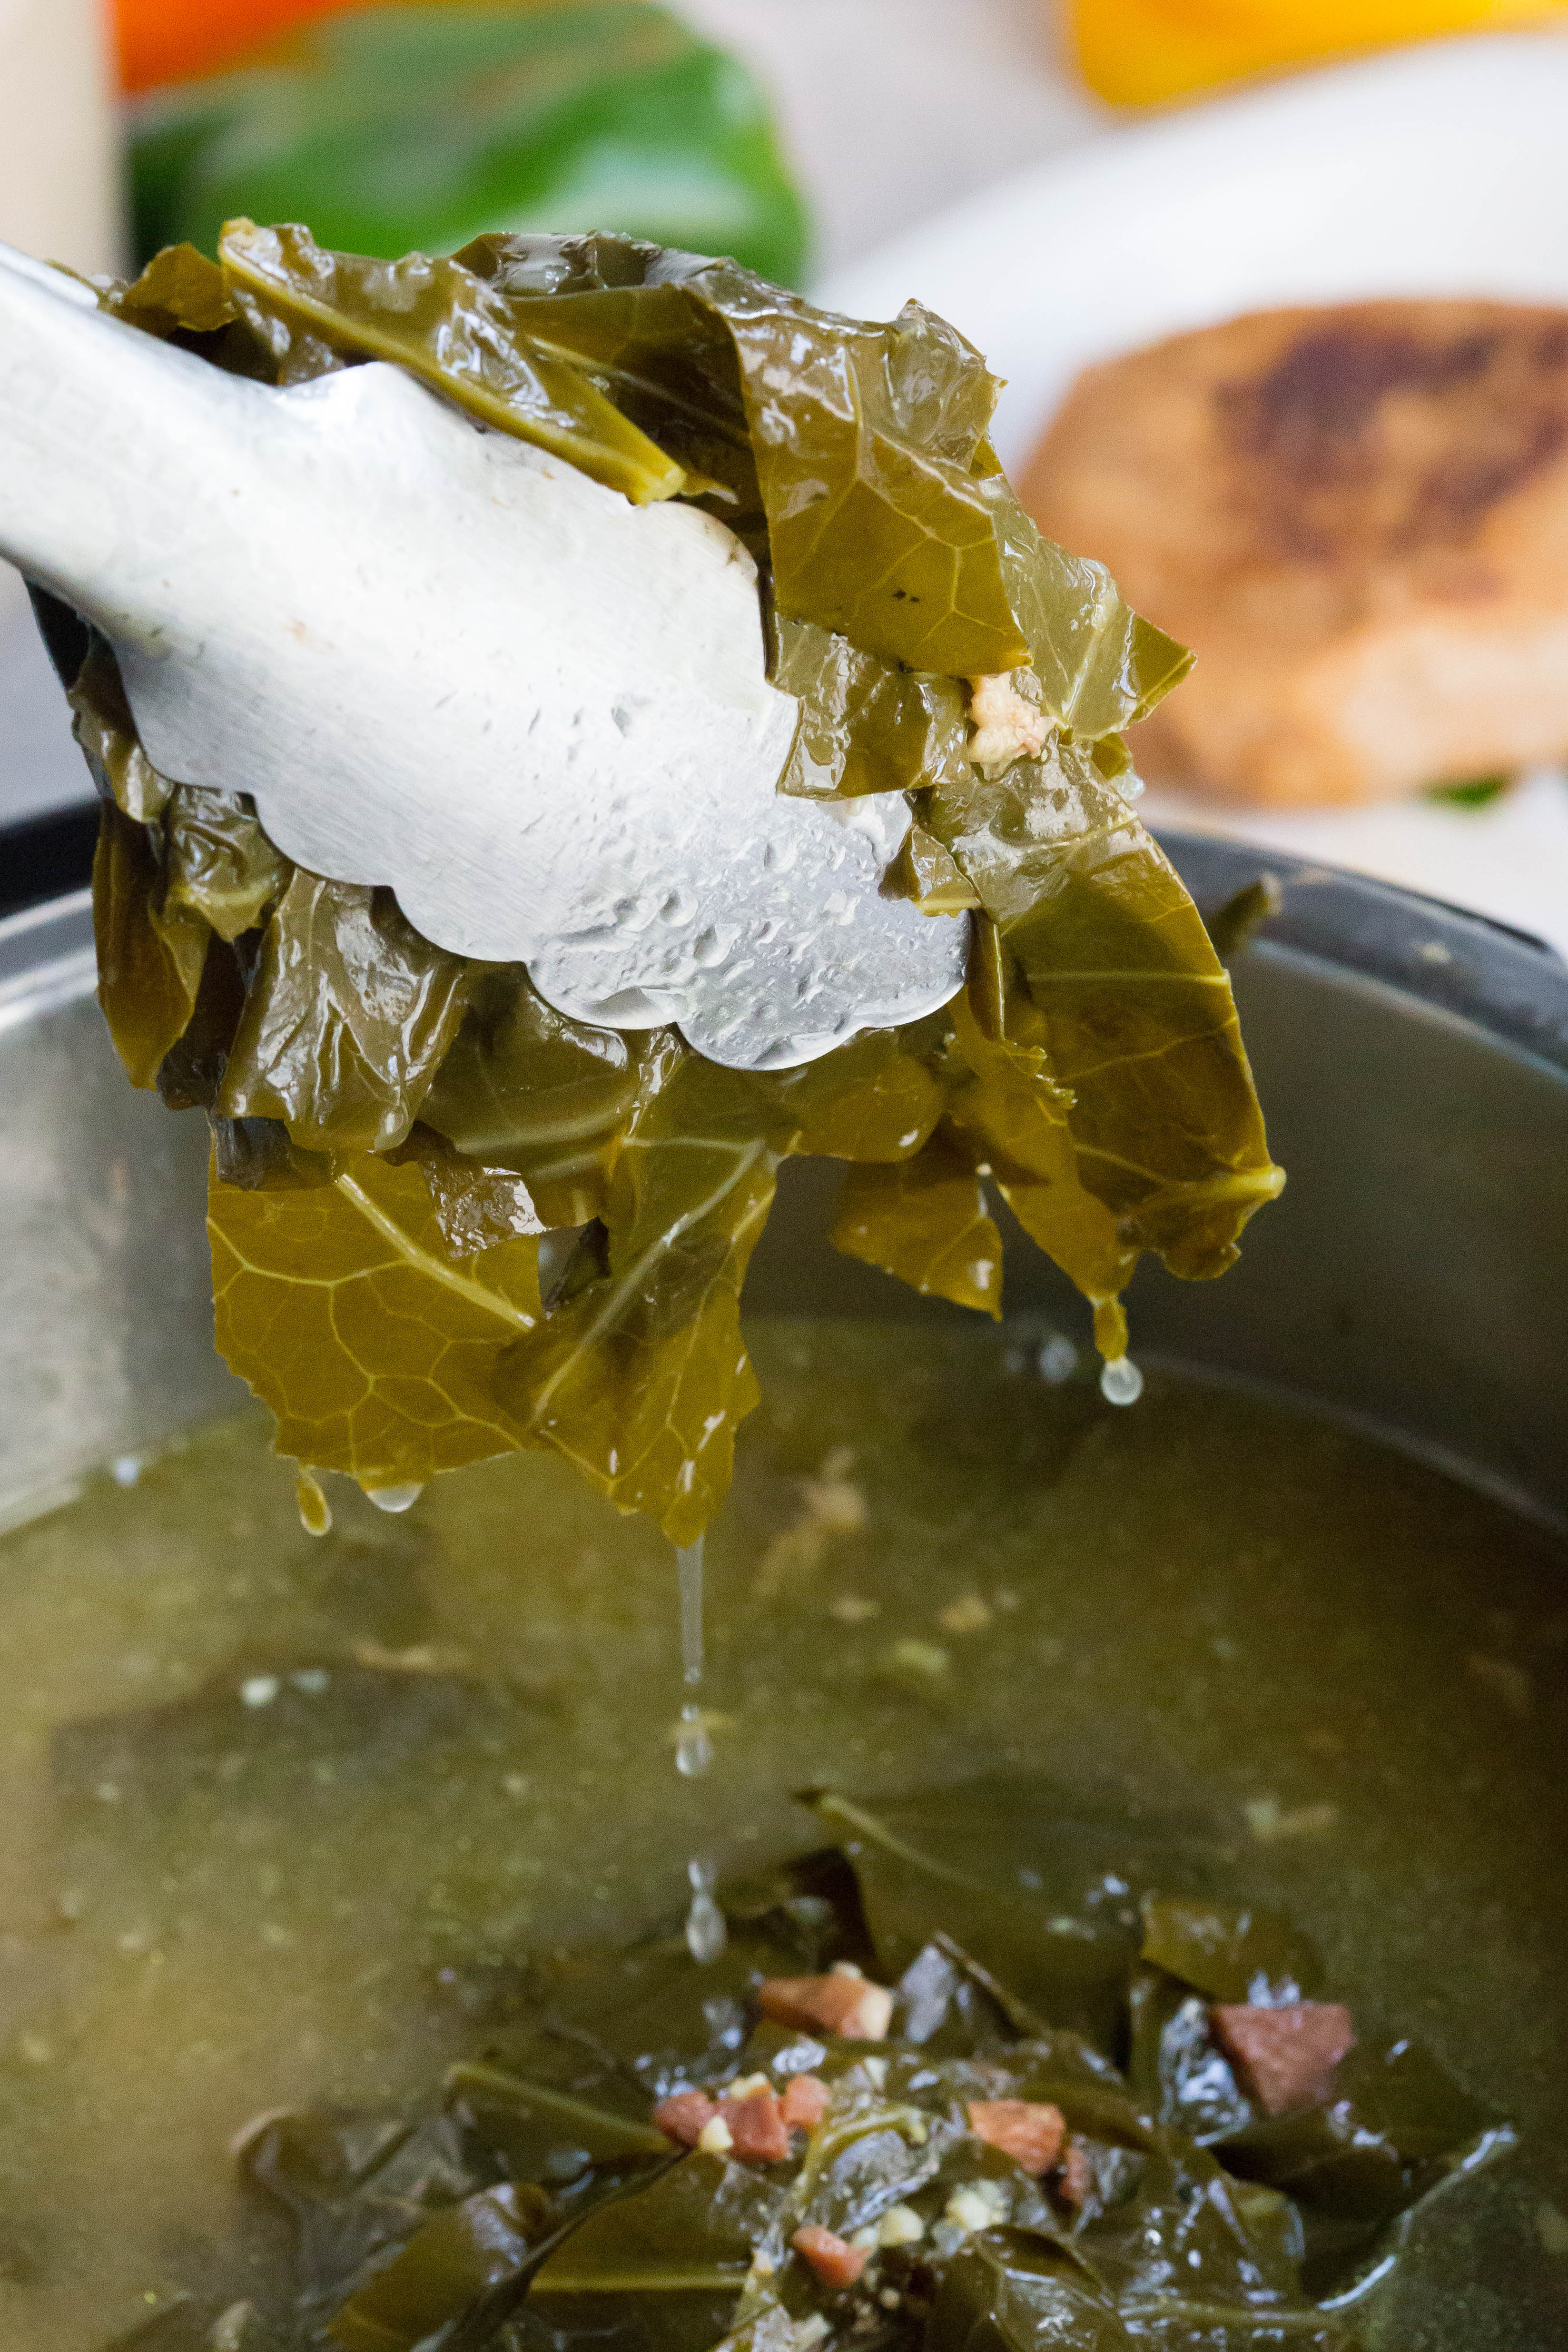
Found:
[1022,300,1568,803]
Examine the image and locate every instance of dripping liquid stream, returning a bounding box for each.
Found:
[673,1534,726,1961]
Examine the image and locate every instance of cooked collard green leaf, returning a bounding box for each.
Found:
[221,221,687,504]
[831,1135,1003,1317]
[208,1148,543,1491]
[216,871,473,1156]
[79,225,1281,1535]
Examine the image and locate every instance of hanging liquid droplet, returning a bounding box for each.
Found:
[365,1481,424,1513]
[675,1702,713,1778]
[1099,1355,1144,1407]
[677,1535,705,1690]
[685,1856,727,1964]
[296,1466,332,1537]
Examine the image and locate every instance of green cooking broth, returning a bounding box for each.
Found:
[0,1322,1564,2349]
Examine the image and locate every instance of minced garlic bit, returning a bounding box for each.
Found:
[698,2115,734,2155]
[944,2188,996,2236]
[966,671,1050,773]
[878,2205,926,2248]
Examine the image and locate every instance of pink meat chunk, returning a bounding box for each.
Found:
[757,1968,894,2040]
[780,2073,833,2131]
[966,2098,1066,2176]
[723,2085,792,2163]
[652,2089,719,2148]
[792,2224,868,2289]
[1210,2001,1356,2115]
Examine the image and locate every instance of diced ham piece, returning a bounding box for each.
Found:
[652,2090,720,2149]
[1210,2001,1356,2116]
[966,2099,1066,2177]
[758,1966,894,2041]
[781,2074,833,2131]
[723,2085,792,2163]
[1055,2142,1093,2209]
[792,2224,868,2290]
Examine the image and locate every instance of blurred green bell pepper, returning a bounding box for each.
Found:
[128,0,810,284]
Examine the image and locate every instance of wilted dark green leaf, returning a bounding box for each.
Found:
[526,2150,779,2294]
[771,616,970,801]
[1140,1901,1320,2007]
[327,2181,550,2352]
[831,1133,1002,1316]
[931,2229,1134,2352]
[983,480,1193,739]
[492,1045,777,1546]
[208,1146,542,1490]
[420,968,653,1230]
[219,221,686,504]
[928,747,1284,1286]
[91,800,210,1091]
[217,870,473,1155]
[83,222,1280,1542]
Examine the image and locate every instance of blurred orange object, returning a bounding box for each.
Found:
[116,0,382,92]
[1072,0,1568,107]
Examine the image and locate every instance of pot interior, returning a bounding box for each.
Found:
[0,841,1565,2350]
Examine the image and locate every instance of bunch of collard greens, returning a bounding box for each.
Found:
[76,223,1282,1542]
[101,1780,1511,2352]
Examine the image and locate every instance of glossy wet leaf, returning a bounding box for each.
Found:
[91,800,210,1090]
[122,1798,1511,2352]
[70,638,174,824]
[771,616,971,801]
[240,2109,482,2338]
[758,1025,949,1164]
[220,222,685,504]
[931,2228,1135,2352]
[162,786,290,943]
[897,824,983,913]
[831,1134,1003,1316]
[1127,1967,1255,2145]
[804,1784,1156,2058]
[983,480,1193,739]
[1215,2033,1514,2299]
[444,2064,671,2171]
[945,923,1138,1357]
[527,2150,779,2295]
[208,1146,542,1491]
[217,871,473,1156]
[491,1046,779,1545]
[927,747,1285,1284]
[386,1127,545,1264]
[107,240,237,339]
[1140,1900,1320,2006]
[467,242,1026,673]
[327,2181,550,2352]
[420,968,652,1230]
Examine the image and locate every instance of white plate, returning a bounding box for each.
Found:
[818,31,1568,958]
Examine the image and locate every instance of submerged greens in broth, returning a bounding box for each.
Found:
[72,223,1281,1542]
[100,1778,1511,2352]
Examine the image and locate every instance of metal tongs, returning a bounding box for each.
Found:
[0,241,967,1070]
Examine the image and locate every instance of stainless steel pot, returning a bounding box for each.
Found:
[2,836,1566,2350]
[6,835,1563,1537]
